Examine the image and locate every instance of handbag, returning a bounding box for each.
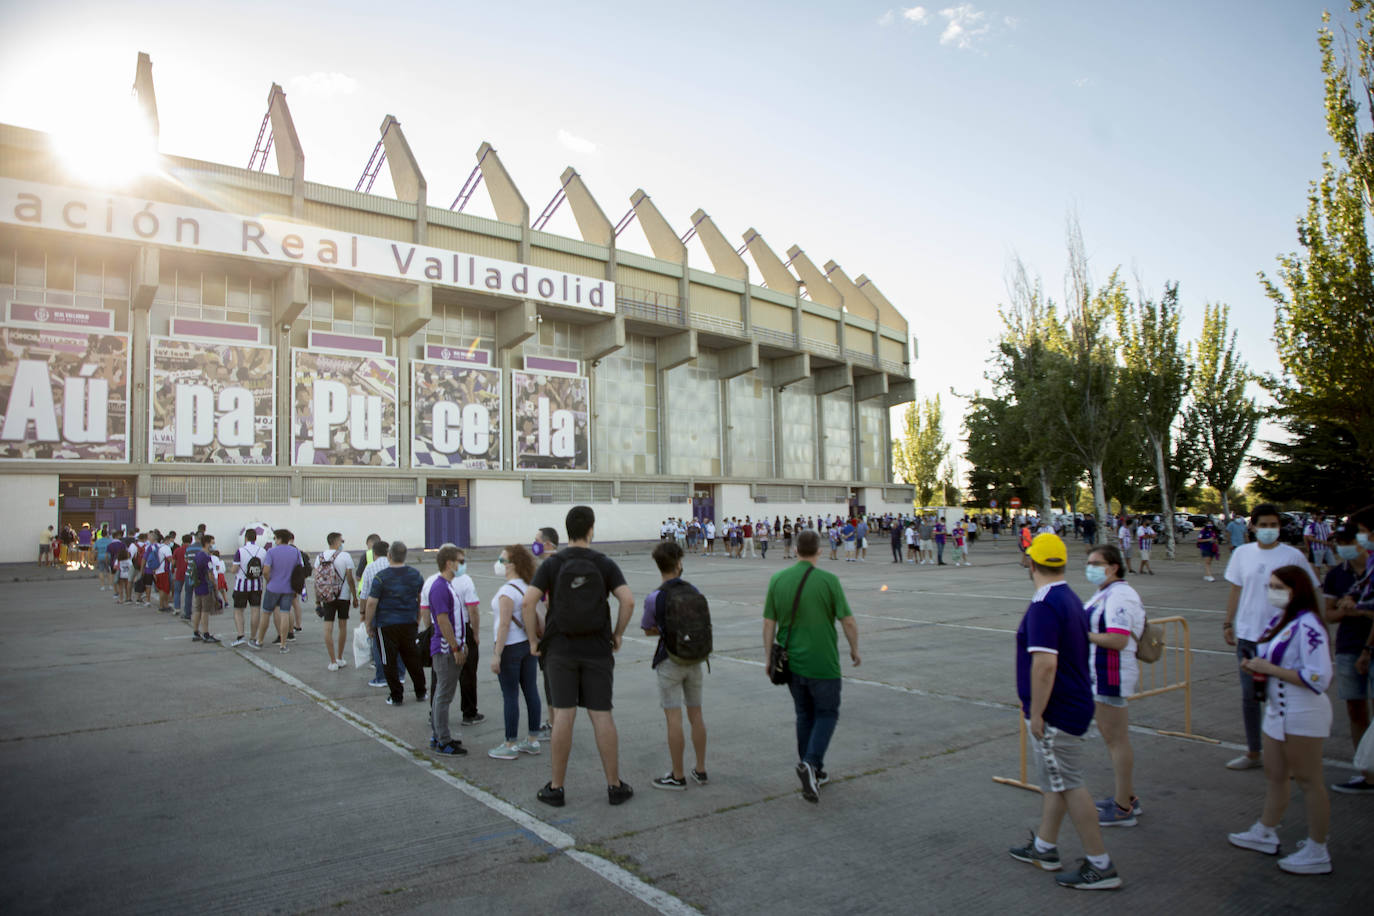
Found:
[1135,614,1166,664]
[768,566,815,685]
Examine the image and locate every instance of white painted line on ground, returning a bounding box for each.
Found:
[235,650,698,916]
[849,613,1234,656]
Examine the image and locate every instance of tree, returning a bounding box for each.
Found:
[1115,281,1192,556]
[1258,5,1374,469]
[963,394,1033,515]
[992,257,1071,518]
[1188,303,1260,519]
[1045,217,1129,540]
[1251,416,1374,511]
[892,396,950,506]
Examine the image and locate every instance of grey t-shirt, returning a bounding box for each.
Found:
[919,522,935,539]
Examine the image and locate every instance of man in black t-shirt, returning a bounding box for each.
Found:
[523,506,635,808]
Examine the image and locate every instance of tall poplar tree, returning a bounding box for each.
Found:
[1116,282,1192,556]
[892,396,950,507]
[1259,5,1374,466]
[1188,303,1260,519]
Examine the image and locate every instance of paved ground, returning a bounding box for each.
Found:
[2,537,1370,914]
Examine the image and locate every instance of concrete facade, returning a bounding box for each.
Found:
[0,54,916,561]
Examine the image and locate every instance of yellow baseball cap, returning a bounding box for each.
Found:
[1027,532,1067,567]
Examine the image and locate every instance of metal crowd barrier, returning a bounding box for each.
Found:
[993,615,1218,794]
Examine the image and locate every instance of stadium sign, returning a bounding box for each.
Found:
[1,178,614,314]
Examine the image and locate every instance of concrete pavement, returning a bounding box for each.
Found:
[1,535,1370,913]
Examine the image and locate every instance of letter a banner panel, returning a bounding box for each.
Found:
[149,338,275,464]
[512,371,590,471]
[291,350,398,467]
[411,361,502,470]
[0,327,130,461]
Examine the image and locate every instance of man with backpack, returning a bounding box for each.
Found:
[640,541,710,790]
[522,505,636,808]
[315,532,358,671]
[231,528,267,647]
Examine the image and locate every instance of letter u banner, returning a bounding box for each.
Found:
[0,327,130,461]
[411,361,502,470]
[149,338,275,464]
[512,371,590,471]
[291,350,398,467]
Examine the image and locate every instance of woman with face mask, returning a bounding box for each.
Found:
[1229,565,1335,874]
[1324,522,1374,794]
[488,544,543,760]
[1082,545,1147,827]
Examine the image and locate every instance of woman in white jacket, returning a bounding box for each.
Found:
[1227,564,1334,875]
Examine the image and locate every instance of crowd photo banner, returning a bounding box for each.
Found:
[411,361,502,470]
[291,350,398,467]
[0,326,129,461]
[512,371,590,471]
[149,338,275,464]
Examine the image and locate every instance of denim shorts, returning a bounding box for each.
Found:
[1335,652,1373,701]
[656,657,704,709]
[261,589,294,613]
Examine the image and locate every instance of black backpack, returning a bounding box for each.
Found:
[550,552,609,638]
[243,549,264,582]
[289,549,308,593]
[660,579,712,664]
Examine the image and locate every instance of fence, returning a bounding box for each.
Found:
[992,615,1218,793]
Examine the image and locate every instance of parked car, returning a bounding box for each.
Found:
[1278,513,1306,546]
[1187,514,1214,531]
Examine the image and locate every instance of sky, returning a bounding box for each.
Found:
[0,0,1340,484]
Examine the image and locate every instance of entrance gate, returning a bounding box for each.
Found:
[425,480,471,549]
[58,477,136,535]
[691,485,715,524]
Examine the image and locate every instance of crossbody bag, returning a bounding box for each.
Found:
[768,565,815,686]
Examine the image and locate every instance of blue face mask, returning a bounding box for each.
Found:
[1255,528,1280,545]
[455,562,466,577]
[1085,565,1108,585]
[1337,544,1360,561]
[1358,532,1371,549]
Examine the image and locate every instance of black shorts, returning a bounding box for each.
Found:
[233,589,263,609]
[545,652,614,711]
[320,598,350,621]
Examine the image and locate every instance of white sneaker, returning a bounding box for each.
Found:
[1227,821,1280,855]
[1226,754,1263,770]
[1204,576,1216,582]
[327,661,340,671]
[1278,838,1331,874]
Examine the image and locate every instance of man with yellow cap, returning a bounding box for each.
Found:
[1008,533,1123,890]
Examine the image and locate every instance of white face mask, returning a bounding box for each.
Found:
[1266,586,1290,608]
[1255,528,1280,545]
[494,559,506,578]
[1358,532,1371,549]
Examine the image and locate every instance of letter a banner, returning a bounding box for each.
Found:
[149,338,275,464]
[291,350,398,467]
[0,326,130,461]
[512,371,590,471]
[411,361,502,470]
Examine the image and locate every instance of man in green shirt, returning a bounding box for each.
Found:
[763,529,861,802]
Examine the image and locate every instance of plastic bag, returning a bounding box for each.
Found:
[352,622,372,669]
[1356,717,1374,774]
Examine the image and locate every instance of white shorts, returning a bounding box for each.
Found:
[919,539,934,552]
[1139,549,1151,561]
[843,541,856,554]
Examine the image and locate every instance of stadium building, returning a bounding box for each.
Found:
[0,53,915,561]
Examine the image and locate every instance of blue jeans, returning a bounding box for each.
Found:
[498,641,542,741]
[181,579,194,618]
[936,541,945,563]
[787,674,842,771]
[172,577,185,614]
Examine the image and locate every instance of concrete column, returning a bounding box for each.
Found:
[396,335,412,469]
[814,392,825,481]
[584,315,625,362]
[129,247,158,465]
[814,363,853,395]
[657,330,697,372]
[855,373,889,401]
[720,377,732,478]
[851,391,861,483]
[771,386,784,478]
[497,301,537,351]
[772,353,810,388]
[717,341,758,380]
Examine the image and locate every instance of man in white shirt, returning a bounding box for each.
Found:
[1116,522,1135,575]
[230,529,268,648]
[360,540,395,688]
[1137,524,1156,576]
[1222,504,1321,770]
[316,532,359,671]
[1304,513,1335,574]
[704,520,716,556]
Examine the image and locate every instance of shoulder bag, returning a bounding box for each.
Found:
[768,566,815,685]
